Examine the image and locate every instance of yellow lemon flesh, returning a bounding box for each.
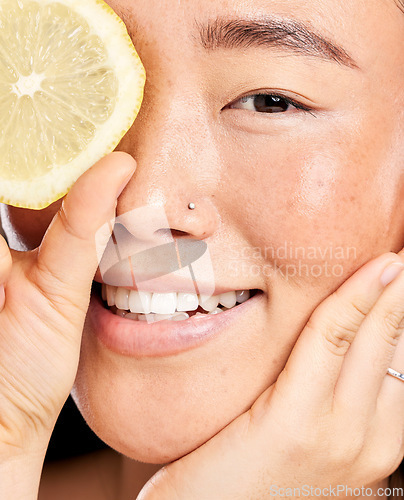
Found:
[0,0,145,209]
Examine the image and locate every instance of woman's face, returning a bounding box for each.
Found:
[1,0,403,463]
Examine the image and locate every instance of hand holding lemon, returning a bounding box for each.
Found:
[0,1,142,497]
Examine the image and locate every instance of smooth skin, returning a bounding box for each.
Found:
[0,0,403,498]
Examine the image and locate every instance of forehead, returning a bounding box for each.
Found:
[106,0,403,75]
[105,1,401,42]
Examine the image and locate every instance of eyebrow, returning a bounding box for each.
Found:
[197,17,359,69]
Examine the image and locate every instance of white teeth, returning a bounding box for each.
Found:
[172,312,190,321]
[177,292,199,312]
[199,294,220,312]
[115,288,130,311]
[129,290,152,314]
[219,291,237,309]
[103,284,253,318]
[236,290,250,303]
[106,285,116,307]
[154,313,177,322]
[151,292,177,314]
[209,308,224,315]
[122,312,191,323]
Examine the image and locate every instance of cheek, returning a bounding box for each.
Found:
[219,120,404,292]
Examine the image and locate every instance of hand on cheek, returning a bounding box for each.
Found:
[139,250,404,499]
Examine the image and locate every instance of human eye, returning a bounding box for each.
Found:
[225,92,314,114]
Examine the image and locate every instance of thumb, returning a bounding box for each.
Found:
[35,152,136,304]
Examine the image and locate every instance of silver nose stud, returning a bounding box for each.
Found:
[188,202,196,210]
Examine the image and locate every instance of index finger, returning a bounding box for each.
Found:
[35,152,136,308]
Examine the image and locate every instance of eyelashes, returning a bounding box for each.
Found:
[226,92,314,115]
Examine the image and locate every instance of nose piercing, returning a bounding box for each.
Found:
[188,202,196,210]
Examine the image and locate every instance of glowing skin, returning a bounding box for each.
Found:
[1,0,403,478]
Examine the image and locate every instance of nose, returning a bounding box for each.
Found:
[115,92,221,243]
[96,205,215,293]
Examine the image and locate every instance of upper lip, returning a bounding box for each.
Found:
[93,271,255,296]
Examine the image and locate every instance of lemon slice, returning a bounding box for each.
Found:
[0,0,145,209]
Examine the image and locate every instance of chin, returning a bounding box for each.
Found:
[72,363,250,464]
[70,304,281,464]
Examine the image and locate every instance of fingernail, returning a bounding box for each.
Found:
[380,262,404,287]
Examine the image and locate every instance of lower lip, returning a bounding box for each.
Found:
[87,288,262,358]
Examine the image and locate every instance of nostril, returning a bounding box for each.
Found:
[169,229,191,238]
[155,228,189,239]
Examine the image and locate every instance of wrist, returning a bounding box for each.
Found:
[0,440,49,500]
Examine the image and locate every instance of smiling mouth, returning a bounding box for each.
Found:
[94,283,261,324]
